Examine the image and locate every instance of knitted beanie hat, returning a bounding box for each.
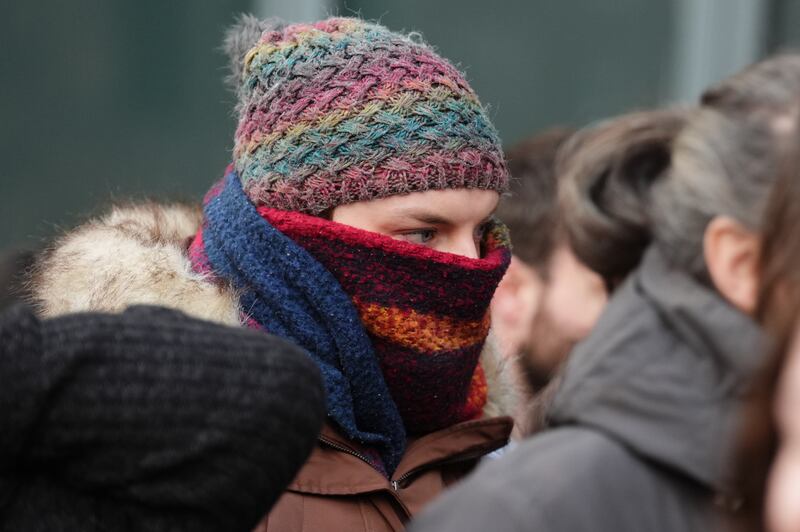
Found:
[224,16,509,214]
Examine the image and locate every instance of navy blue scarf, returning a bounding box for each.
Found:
[196,170,406,473]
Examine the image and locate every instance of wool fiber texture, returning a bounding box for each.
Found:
[229,17,508,213]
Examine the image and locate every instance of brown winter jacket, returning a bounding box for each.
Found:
[27,202,522,532]
[260,418,513,531]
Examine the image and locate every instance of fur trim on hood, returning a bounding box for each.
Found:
[28,203,519,419]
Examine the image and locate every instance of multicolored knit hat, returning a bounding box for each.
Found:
[224,16,508,214]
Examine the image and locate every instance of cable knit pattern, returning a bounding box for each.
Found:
[0,304,325,532]
[232,17,508,213]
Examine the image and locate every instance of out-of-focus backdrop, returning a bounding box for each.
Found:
[2,0,799,250]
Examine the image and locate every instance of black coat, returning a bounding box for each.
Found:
[0,305,325,532]
[410,247,763,532]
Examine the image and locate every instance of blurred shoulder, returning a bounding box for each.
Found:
[476,426,644,501]
[410,427,649,532]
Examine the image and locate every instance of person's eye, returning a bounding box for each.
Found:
[398,229,437,245]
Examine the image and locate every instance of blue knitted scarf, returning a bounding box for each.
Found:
[194,170,406,473]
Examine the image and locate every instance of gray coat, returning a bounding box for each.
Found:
[409,248,763,532]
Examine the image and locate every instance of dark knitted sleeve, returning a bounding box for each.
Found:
[0,305,325,532]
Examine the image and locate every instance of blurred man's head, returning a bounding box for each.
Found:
[492,128,607,393]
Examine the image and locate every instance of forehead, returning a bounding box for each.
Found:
[377,188,500,218]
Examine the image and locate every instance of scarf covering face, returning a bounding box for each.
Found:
[189,168,510,473]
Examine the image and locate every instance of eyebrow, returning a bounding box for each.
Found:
[392,208,452,225]
[389,207,495,226]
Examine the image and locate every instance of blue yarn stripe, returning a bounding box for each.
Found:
[202,170,406,473]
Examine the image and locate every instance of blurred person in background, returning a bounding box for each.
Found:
[733,117,800,532]
[0,304,325,532]
[410,54,800,532]
[26,15,520,532]
[491,128,607,435]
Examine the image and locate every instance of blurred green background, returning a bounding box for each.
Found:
[2,0,798,251]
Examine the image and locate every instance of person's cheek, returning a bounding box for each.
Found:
[573,268,607,335]
[767,443,800,532]
[545,258,606,342]
[491,262,543,358]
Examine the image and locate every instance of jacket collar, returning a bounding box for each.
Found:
[289,418,513,496]
[549,246,764,493]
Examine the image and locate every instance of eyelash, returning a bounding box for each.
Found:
[401,223,490,245]
[402,228,437,243]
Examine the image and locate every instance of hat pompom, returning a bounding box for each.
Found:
[223,14,285,93]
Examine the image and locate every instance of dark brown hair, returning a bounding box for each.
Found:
[497,127,575,270]
[557,109,688,283]
[559,54,800,286]
[733,111,800,532]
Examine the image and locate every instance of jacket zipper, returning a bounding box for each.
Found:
[318,435,412,515]
[318,436,507,491]
[389,442,508,490]
[318,435,376,466]
[317,437,412,496]
[316,435,505,522]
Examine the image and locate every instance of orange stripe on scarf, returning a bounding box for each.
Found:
[354,298,491,352]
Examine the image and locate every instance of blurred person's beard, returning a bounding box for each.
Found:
[517,302,576,395]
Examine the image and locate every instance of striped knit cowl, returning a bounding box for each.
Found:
[189,169,510,474]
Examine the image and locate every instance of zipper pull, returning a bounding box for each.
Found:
[391,480,400,491]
